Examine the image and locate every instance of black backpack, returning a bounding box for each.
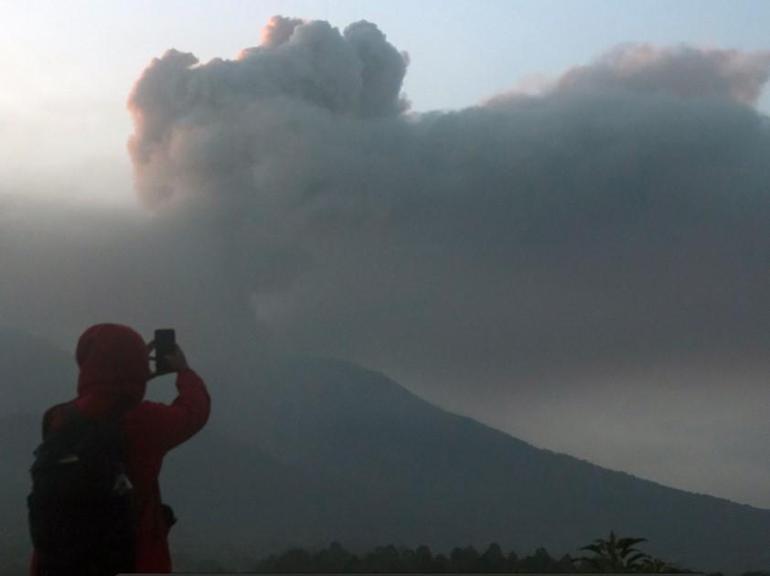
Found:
[27,403,136,576]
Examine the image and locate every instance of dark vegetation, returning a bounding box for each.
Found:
[252,533,695,573]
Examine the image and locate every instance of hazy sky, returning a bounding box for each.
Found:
[2,1,770,509]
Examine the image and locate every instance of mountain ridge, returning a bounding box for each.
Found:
[1,331,768,573]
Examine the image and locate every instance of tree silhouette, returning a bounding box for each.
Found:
[450,546,480,573]
[576,530,650,572]
[414,545,433,572]
[518,547,558,573]
[640,556,683,573]
[479,543,506,573]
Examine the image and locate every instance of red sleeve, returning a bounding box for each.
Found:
[139,369,211,451]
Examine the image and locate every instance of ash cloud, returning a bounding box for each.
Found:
[128,17,408,209]
[123,23,770,504]
[555,44,770,104]
[126,24,770,380]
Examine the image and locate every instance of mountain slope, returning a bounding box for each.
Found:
[200,355,770,572]
[0,327,75,414]
[1,334,769,573]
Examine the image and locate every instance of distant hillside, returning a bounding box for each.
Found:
[0,327,75,413]
[2,331,769,573]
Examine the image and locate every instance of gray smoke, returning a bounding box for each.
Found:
[123,21,770,505]
[128,17,408,210]
[555,43,770,104]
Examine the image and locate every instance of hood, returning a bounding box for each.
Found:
[74,323,150,417]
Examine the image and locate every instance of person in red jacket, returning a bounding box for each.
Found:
[30,323,211,574]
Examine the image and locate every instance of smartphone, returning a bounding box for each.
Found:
[154,329,176,373]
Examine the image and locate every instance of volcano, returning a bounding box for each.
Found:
[1,330,768,573]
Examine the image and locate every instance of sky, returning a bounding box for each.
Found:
[1,1,770,508]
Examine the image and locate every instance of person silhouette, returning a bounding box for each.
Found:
[29,323,211,574]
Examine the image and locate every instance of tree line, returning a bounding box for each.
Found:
[255,542,574,573]
[252,533,699,573]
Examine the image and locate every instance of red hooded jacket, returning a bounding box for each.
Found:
[30,323,211,574]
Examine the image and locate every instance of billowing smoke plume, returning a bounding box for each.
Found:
[125,21,770,374]
[122,21,770,504]
[555,44,770,104]
[128,16,408,208]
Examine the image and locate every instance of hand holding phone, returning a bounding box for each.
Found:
[149,329,189,377]
[153,329,175,373]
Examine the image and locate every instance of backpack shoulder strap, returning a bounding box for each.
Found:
[40,399,131,463]
[42,401,79,440]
